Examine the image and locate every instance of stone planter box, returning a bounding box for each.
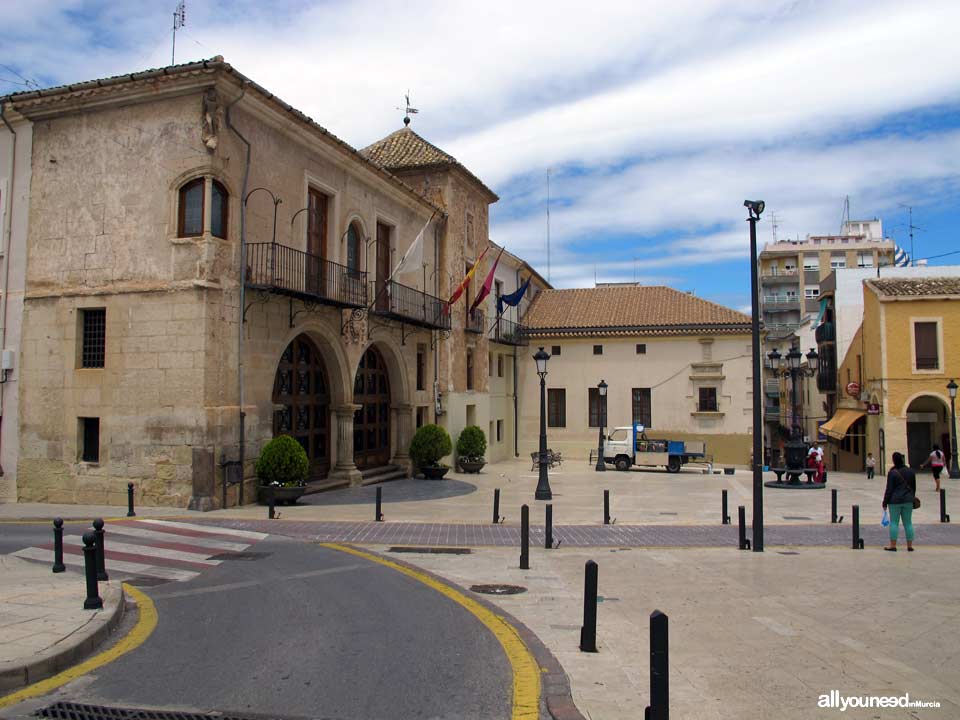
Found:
[258,485,307,505]
[421,465,450,480]
[458,459,486,474]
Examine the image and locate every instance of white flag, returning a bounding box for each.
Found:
[389,218,429,281]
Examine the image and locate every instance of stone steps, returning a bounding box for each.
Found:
[360,464,408,486]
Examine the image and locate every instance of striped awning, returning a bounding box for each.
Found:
[821,408,866,441]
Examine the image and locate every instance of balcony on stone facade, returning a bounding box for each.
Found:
[245,242,367,308]
[369,279,451,331]
[490,316,529,346]
[466,308,485,334]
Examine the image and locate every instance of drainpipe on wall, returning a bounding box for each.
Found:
[0,105,18,474]
[225,85,250,505]
[433,220,441,421]
[513,266,520,457]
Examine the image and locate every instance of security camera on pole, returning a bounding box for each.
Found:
[744,199,765,552]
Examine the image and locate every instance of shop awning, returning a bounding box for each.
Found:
[821,408,866,441]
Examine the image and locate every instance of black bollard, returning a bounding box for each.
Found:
[940,488,950,523]
[603,489,610,525]
[520,504,530,569]
[493,488,501,524]
[268,489,276,520]
[92,518,109,582]
[579,560,598,653]
[545,503,553,549]
[721,489,730,525]
[375,486,384,522]
[645,610,669,720]
[738,506,751,550]
[82,532,103,610]
[831,488,838,523]
[52,518,66,573]
[126,482,136,517]
[852,505,863,549]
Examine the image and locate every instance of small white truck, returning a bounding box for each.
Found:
[602,424,712,473]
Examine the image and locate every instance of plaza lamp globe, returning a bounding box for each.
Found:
[805,348,819,371]
[767,348,782,369]
[595,379,608,472]
[786,346,802,370]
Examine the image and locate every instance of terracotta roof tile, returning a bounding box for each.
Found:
[523,286,751,336]
[867,277,960,297]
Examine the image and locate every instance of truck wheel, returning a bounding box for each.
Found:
[615,456,630,472]
[667,456,681,473]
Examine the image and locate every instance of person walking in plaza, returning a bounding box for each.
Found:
[866,452,876,479]
[883,452,917,552]
[920,444,946,492]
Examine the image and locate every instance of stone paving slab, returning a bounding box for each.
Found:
[0,556,124,692]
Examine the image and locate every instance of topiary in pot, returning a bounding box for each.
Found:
[256,435,309,504]
[456,425,487,473]
[409,424,452,479]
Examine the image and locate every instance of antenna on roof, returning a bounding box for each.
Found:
[770,212,781,243]
[399,91,419,126]
[546,169,552,284]
[840,195,850,234]
[897,203,925,268]
[172,1,186,65]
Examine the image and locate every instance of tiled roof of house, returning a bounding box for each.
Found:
[523,286,751,336]
[867,277,960,297]
[360,127,498,201]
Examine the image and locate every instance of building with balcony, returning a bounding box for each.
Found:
[2,57,548,507]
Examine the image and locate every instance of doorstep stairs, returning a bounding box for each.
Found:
[360,464,408,486]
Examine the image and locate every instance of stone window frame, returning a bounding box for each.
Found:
[171,170,234,241]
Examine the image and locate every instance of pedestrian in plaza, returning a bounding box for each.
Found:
[920,444,946,492]
[807,443,825,483]
[883,452,917,552]
[866,452,876,479]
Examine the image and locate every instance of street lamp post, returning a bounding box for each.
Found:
[948,379,960,480]
[534,347,553,500]
[595,379,608,472]
[767,346,819,479]
[745,199,765,552]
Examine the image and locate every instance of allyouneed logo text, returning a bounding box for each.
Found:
[818,691,940,712]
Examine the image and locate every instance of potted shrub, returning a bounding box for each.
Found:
[256,435,309,505]
[410,424,452,479]
[456,425,487,473]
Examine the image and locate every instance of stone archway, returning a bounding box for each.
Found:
[273,334,331,479]
[904,394,949,469]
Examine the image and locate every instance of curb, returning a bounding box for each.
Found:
[0,583,126,693]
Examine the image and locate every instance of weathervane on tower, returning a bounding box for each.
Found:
[400,91,418,126]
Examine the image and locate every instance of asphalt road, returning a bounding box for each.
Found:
[1,531,513,720]
[0,520,95,555]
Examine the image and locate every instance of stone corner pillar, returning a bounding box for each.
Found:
[329,404,364,486]
[390,402,414,476]
[187,447,217,512]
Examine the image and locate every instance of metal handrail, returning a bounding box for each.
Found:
[466,308,485,333]
[490,316,529,345]
[371,279,451,330]
[245,242,366,307]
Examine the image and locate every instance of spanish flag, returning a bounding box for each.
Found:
[448,246,489,306]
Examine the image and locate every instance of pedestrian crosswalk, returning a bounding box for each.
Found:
[12,519,268,584]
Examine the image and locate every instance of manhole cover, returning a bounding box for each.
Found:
[388,547,472,555]
[782,516,813,521]
[777,551,800,555]
[35,701,301,720]
[658,512,678,516]
[470,584,527,595]
[208,552,271,561]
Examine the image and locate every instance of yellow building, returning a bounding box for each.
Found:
[821,277,960,472]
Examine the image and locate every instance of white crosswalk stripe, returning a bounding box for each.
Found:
[61,535,221,565]
[137,519,268,540]
[105,524,250,552]
[12,547,200,582]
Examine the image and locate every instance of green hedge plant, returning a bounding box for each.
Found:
[256,435,309,487]
[456,425,487,461]
[409,424,452,468]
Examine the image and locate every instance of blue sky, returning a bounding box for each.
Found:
[4,0,960,310]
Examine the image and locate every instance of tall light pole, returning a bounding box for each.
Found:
[534,347,553,500]
[595,379,608,471]
[745,199,765,552]
[948,379,959,480]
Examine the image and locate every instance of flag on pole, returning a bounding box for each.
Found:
[496,275,531,317]
[448,246,489,306]
[389,216,432,281]
[469,246,505,313]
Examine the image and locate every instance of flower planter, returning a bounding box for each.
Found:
[258,485,307,505]
[458,459,486,474]
[421,465,450,480]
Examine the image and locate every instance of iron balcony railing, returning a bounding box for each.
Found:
[490,316,529,346]
[371,279,451,331]
[466,308,485,334]
[764,322,800,338]
[245,242,366,308]
[762,295,801,307]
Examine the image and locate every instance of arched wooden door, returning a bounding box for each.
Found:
[354,346,391,470]
[273,335,330,479]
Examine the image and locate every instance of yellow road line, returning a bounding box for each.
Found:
[0,583,158,709]
[322,543,541,720]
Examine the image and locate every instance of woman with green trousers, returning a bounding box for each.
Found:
[883,452,917,552]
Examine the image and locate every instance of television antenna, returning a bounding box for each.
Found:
[398,91,418,126]
[172,1,186,65]
[897,203,925,267]
[770,212,782,243]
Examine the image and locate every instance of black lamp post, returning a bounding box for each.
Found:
[534,347,552,500]
[768,346,818,476]
[948,379,960,480]
[745,199,765,552]
[595,379,608,472]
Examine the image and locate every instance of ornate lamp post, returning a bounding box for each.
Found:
[948,379,960,480]
[595,379,608,472]
[534,347,552,500]
[767,346,818,476]
[745,199,765,552]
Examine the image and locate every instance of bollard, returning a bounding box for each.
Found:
[375,486,384,522]
[545,503,553,549]
[493,488,502,524]
[852,505,863,549]
[82,532,103,610]
[93,518,109,582]
[603,489,610,525]
[520,504,530,570]
[52,518,66,573]
[831,488,838,523]
[645,610,669,720]
[126,482,136,517]
[738,506,751,550]
[721,489,730,525]
[268,489,276,520]
[579,560,599,653]
[940,488,951,523]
